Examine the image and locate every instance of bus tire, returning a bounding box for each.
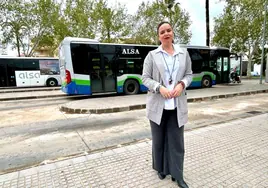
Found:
[201,76,212,88]
[124,79,139,95]
[46,78,58,87]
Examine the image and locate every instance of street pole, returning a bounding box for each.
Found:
[266,53,268,82]
[260,0,267,84]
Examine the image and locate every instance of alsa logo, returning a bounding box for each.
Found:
[122,49,140,55]
[19,72,40,79]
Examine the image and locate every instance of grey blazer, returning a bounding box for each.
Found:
[141,45,193,127]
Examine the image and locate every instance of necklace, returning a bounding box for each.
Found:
[161,53,176,85]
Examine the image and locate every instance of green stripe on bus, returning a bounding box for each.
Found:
[192,76,202,81]
[62,81,67,86]
[72,79,90,85]
[117,76,142,86]
[192,72,215,81]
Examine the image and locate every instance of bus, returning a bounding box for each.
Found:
[0,57,61,87]
[59,37,233,95]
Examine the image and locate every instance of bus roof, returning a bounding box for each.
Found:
[60,37,229,50]
[61,37,99,45]
[180,44,229,50]
[0,56,58,59]
[62,37,157,47]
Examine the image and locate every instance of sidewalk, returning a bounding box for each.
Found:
[60,80,268,114]
[0,90,65,101]
[1,114,267,187]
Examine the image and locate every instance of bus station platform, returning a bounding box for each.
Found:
[60,79,268,114]
[0,86,60,93]
[1,113,267,187]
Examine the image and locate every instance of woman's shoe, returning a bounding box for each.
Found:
[157,172,166,180]
[176,180,189,188]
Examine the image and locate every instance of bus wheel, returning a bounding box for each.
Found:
[202,76,212,88]
[46,78,58,87]
[124,79,139,95]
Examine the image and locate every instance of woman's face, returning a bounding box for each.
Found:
[158,23,174,45]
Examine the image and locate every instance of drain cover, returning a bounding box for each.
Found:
[246,111,262,114]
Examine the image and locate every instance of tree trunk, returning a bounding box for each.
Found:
[107,28,111,42]
[246,40,260,77]
[15,33,20,57]
[205,0,210,46]
[247,55,252,77]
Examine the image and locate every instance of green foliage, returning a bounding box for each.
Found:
[0,0,192,56]
[131,0,192,45]
[212,0,267,76]
[252,48,268,64]
[0,0,60,56]
[0,0,31,56]
[93,0,131,43]
[63,0,95,38]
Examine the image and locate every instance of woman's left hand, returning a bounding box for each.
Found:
[171,83,183,98]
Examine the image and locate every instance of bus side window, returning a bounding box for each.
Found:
[223,57,228,71]
[23,60,39,70]
[126,60,134,73]
[71,43,90,75]
[217,57,222,71]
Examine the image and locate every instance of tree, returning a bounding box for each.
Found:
[212,0,268,77]
[63,0,95,39]
[93,0,131,43]
[132,0,192,45]
[0,0,31,56]
[0,0,60,57]
[30,0,61,56]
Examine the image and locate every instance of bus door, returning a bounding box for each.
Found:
[90,53,116,93]
[216,56,230,83]
[0,63,8,87]
[230,54,241,76]
[6,61,16,86]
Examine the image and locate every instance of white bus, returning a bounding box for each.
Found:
[59,37,234,95]
[0,56,61,87]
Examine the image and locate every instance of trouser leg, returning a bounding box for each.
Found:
[165,109,185,180]
[149,111,167,172]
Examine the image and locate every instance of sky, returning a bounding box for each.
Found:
[110,0,226,45]
[2,0,226,56]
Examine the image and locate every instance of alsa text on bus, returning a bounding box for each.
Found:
[18,72,40,79]
[122,49,140,55]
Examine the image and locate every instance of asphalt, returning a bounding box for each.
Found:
[59,79,268,114]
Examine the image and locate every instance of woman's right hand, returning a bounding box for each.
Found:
[159,86,172,99]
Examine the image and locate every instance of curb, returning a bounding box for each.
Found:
[59,89,268,114]
[0,94,66,101]
[0,88,60,94]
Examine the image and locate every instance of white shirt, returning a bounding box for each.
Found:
[158,44,180,110]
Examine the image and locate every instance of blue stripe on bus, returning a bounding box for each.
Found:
[117,85,148,93]
[189,81,202,87]
[62,82,91,95]
[189,80,216,88]
[140,85,148,92]
[62,80,217,95]
[117,86,124,93]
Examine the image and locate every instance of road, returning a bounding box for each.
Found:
[0,93,268,174]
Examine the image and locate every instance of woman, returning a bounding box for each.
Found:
[141,21,192,188]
